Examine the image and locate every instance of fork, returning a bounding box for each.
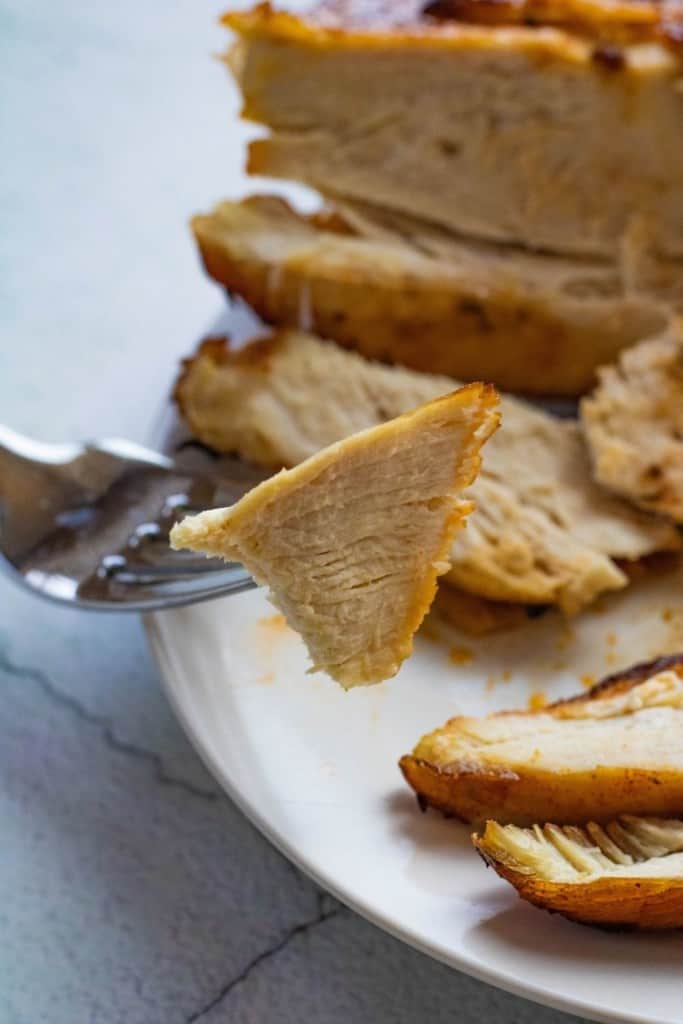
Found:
[0,424,263,611]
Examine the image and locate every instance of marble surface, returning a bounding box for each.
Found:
[1,2,587,1021]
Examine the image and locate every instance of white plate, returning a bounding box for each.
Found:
[147,556,683,1024]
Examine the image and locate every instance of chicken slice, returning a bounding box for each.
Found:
[226,2,683,260]
[474,814,683,929]
[170,385,498,688]
[191,194,665,396]
[582,320,683,523]
[400,654,683,823]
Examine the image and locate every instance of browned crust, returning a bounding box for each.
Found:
[557,652,683,706]
[422,0,683,52]
[472,837,683,929]
[191,197,665,396]
[400,758,683,825]
[224,1,682,60]
[400,655,683,824]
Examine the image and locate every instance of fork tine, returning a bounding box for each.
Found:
[74,561,256,609]
[99,555,237,583]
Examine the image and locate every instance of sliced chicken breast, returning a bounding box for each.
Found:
[401,655,683,823]
[582,320,683,523]
[191,195,665,396]
[226,0,683,260]
[474,814,683,929]
[171,385,498,688]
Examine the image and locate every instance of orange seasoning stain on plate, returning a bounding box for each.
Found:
[449,645,474,667]
[527,690,548,711]
[485,669,512,692]
[251,613,295,672]
[580,673,596,690]
[604,630,619,666]
[254,612,293,648]
[258,613,289,634]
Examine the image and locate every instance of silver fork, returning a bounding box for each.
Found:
[0,425,263,611]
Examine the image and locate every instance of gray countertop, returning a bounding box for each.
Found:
[1,2,585,1020]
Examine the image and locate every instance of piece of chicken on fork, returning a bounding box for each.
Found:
[171,384,498,688]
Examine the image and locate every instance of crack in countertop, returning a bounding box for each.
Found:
[187,892,343,1022]
[0,645,221,802]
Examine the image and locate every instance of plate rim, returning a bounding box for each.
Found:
[146,610,671,1024]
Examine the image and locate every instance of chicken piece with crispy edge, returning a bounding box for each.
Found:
[420,0,683,48]
[474,814,683,930]
[225,1,683,261]
[581,319,683,524]
[400,654,683,824]
[191,195,666,397]
[174,330,679,615]
[171,385,499,688]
